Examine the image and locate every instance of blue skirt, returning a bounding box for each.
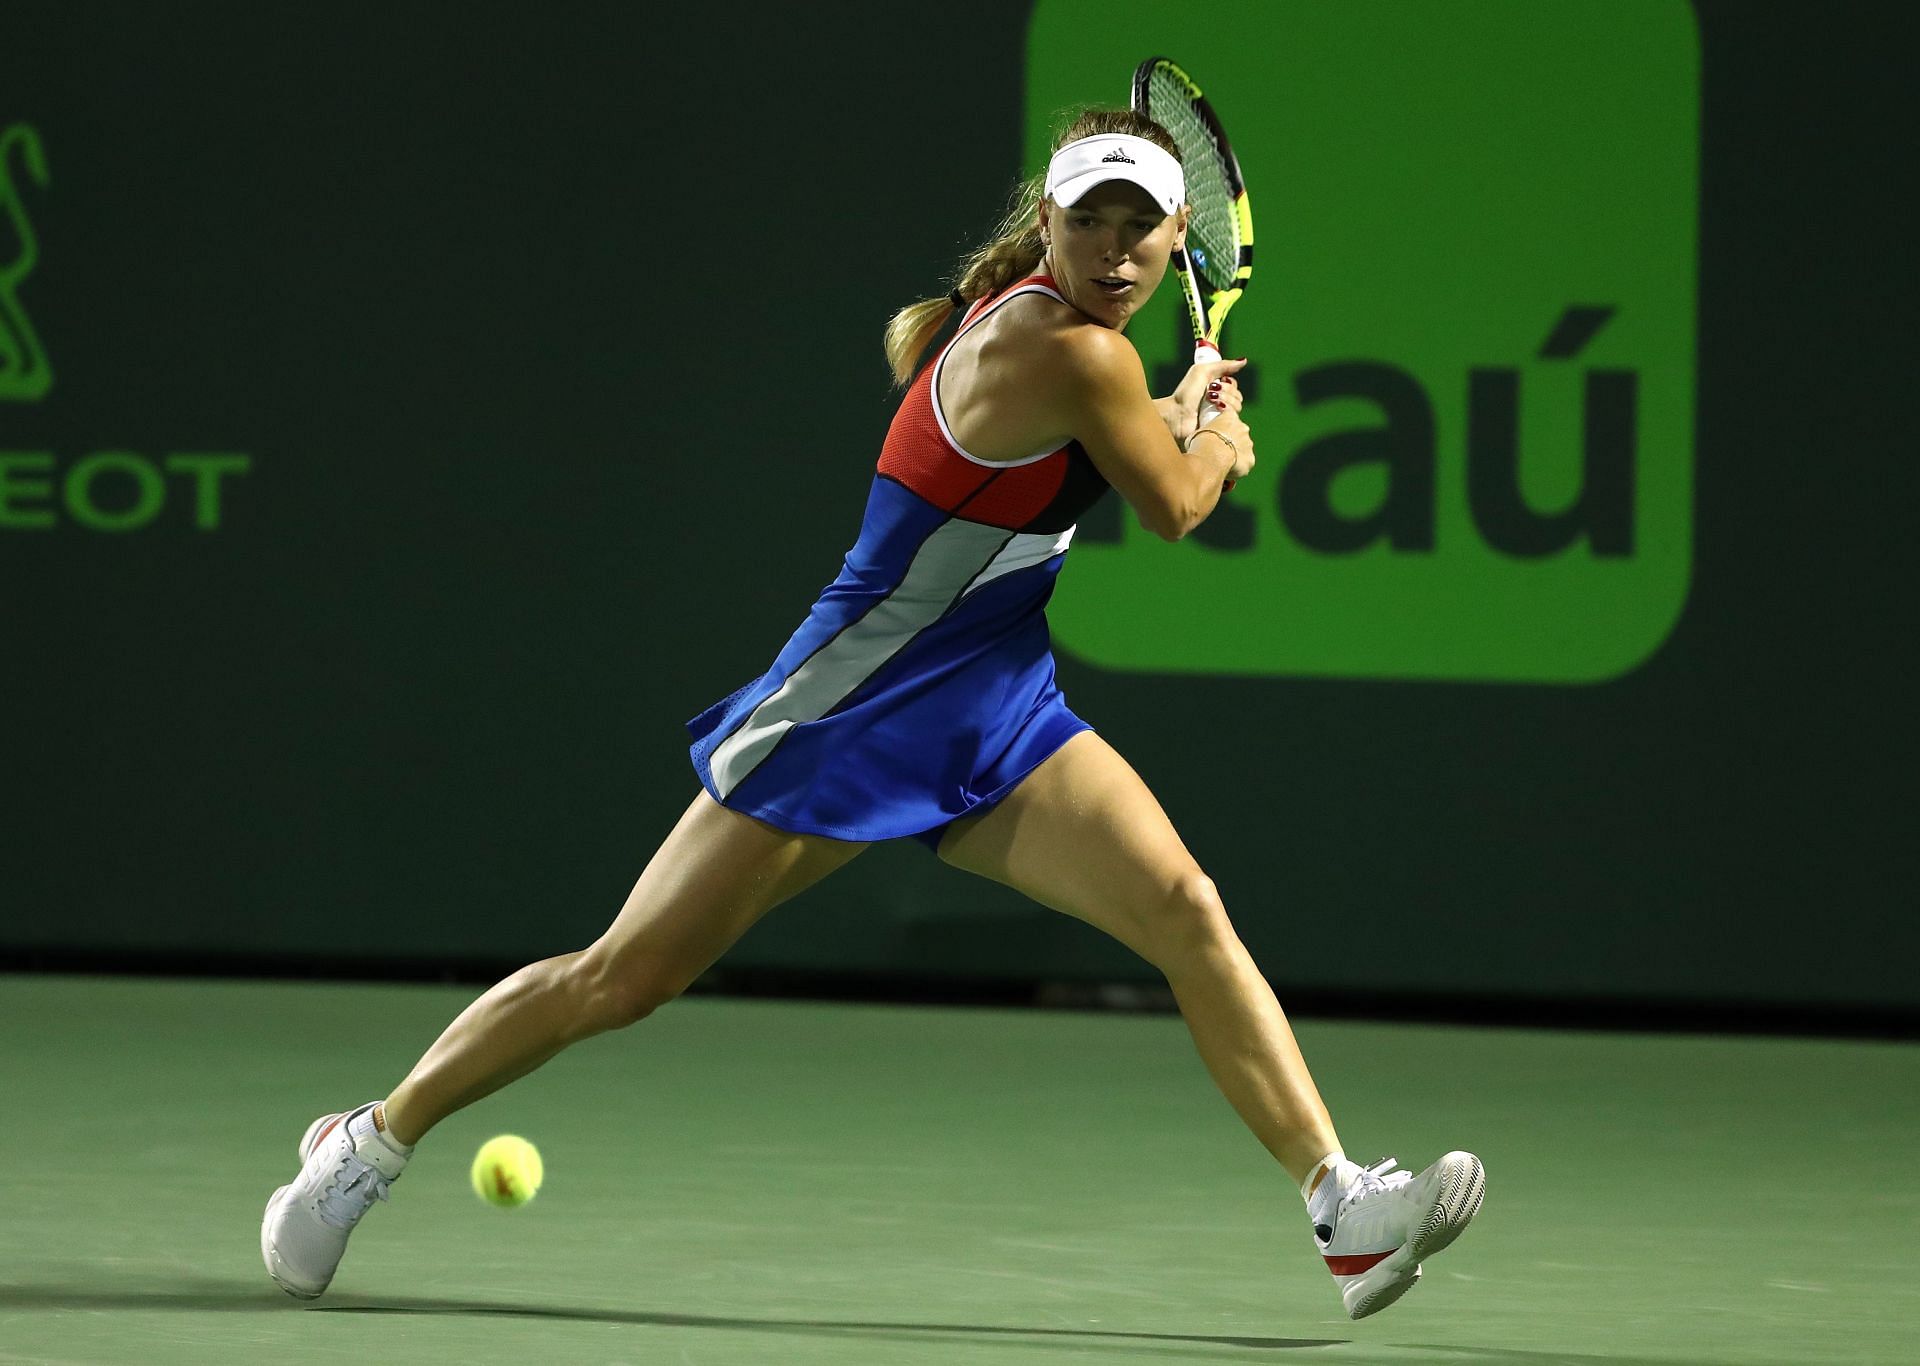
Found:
[688,471,1099,853]
[686,619,1093,853]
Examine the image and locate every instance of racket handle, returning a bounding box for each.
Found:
[1193,341,1234,489]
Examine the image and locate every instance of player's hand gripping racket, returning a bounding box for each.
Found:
[1132,56,1253,486]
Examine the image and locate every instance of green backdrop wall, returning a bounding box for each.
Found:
[4,2,1914,1014]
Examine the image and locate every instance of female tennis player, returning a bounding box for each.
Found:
[262,109,1482,1321]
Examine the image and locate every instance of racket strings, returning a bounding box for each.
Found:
[1142,67,1240,294]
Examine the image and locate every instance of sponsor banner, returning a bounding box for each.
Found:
[1,122,250,532]
[1026,0,1698,683]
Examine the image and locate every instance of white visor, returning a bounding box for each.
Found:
[1043,133,1185,216]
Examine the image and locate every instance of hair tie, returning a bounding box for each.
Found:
[948,288,966,309]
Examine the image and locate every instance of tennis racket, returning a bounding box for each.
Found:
[1132,56,1253,484]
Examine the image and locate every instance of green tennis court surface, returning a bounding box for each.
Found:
[4,975,1914,1364]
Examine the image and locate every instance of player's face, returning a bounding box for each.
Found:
[1041,181,1188,331]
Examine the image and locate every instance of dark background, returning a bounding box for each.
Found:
[4,2,1914,1028]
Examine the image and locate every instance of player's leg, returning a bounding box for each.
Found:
[264,789,867,1298]
[933,730,1483,1319]
[384,789,870,1145]
[934,729,1339,1183]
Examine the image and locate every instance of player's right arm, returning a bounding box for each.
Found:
[1050,324,1254,542]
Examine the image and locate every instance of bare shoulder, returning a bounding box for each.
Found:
[988,294,1142,402]
[941,292,1151,458]
[1052,318,1144,394]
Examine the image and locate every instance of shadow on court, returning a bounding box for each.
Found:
[0,1281,1744,1364]
[0,1280,1339,1357]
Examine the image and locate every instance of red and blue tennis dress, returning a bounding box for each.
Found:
[686,273,1111,851]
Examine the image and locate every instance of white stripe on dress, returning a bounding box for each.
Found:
[708,519,1075,798]
[963,524,1076,597]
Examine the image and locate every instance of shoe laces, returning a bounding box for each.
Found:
[313,1151,392,1230]
[1343,1157,1414,1211]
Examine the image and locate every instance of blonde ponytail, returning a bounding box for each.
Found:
[883,175,1046,386]
[882,107,1180,387]
[883,296,958,387]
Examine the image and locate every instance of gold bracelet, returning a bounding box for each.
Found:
[1187,426,1239,469]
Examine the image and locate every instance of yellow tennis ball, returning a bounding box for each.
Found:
[470,1135,543,1208]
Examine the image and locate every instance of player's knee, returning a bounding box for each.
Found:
[598,972,682,1031]
[571,951,684,1032]
[1148,873,1237,970]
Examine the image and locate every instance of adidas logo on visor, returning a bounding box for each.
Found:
[1100,148,1137,164]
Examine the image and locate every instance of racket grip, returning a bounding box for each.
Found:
[1194,341,1234,489]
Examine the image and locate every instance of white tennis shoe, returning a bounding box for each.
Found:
[261,1102,409,1299]
[1310,1151,1485,1319]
